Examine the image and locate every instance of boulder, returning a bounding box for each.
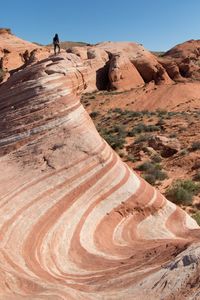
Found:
[133,58,173,84]
[108,53,144,91]
[159,59,184,81]
[66,46,88,60]
[87,47,109,61]
[148,135,181,157]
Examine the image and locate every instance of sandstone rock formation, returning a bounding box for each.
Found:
[161,40,200,81]
[97,42,173,84]
[3,30,200,95]
[158,58,185,82]
[148,135,181,158]
[65,41,176,93]
[66,46,88,60]
[108,53,144,91]
[0,53,200,300]
[0,28,50,76]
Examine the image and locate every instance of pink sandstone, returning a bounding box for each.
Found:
[0,53,199,300]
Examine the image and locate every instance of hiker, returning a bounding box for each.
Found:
[53,33,60,55]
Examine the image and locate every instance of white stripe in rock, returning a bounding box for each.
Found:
[79,168,140,259]
[137,201,176,239]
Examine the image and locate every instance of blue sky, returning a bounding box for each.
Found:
[1,0,200,51]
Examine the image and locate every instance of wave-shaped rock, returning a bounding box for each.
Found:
[0,53,200,300]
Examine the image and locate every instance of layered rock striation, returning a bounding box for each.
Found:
[0,53,200,300]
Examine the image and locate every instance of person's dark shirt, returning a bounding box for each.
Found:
[53,36,59,44]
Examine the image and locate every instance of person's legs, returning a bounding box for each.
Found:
[54,44,60,55]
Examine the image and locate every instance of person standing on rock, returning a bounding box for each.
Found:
[53,33,60,55]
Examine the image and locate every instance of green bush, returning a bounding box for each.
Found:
[137,162,157,172]
[98,126,126,150]
[192,212,200,225]
[156,109,168,117]
[167,186,192,205]
[156,118,165,126]
[142,174,156,185]
[179,180,200,194]
[140,110,156,116]
[126,155,136,162]
[109,108,123,114]
[122,110,142,118]
[151,154,162,163]
[153,169,168,181]
[166,179,200,205]
[137,162,168,185]
[103,133,125,149]
[168,112,177,117]
[134,134,152,144]
[127,123,160,137]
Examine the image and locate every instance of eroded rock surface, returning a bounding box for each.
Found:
[0,29,50,77]
[149,135,181,158]
[163,39,200,81]
[0,53,200,300]
[108,53,144,91]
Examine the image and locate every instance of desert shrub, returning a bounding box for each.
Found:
[165,113,171,119]
[122,110,142,118]
[140,110,154,116]
[103,133,125,149]
[142,174,156,185]
[156,109,167,117]
[154,169,168,181]
[109,125,127,137]
[137,162,168,185]
[176,180,200,194]
[191,142,200,151]
[166,179,200,205]
[151,154,162,163]
[168,112,177,117]
[156,118,165,126]
[137,162,157,172]
[134,134,152,144]
[192,212,200,225]
[110,108,123,114]
[166,186,192,205]
[127,123,160,137]
[89,111,100,118]
[98,126,126,150]
[126,155,136,162]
